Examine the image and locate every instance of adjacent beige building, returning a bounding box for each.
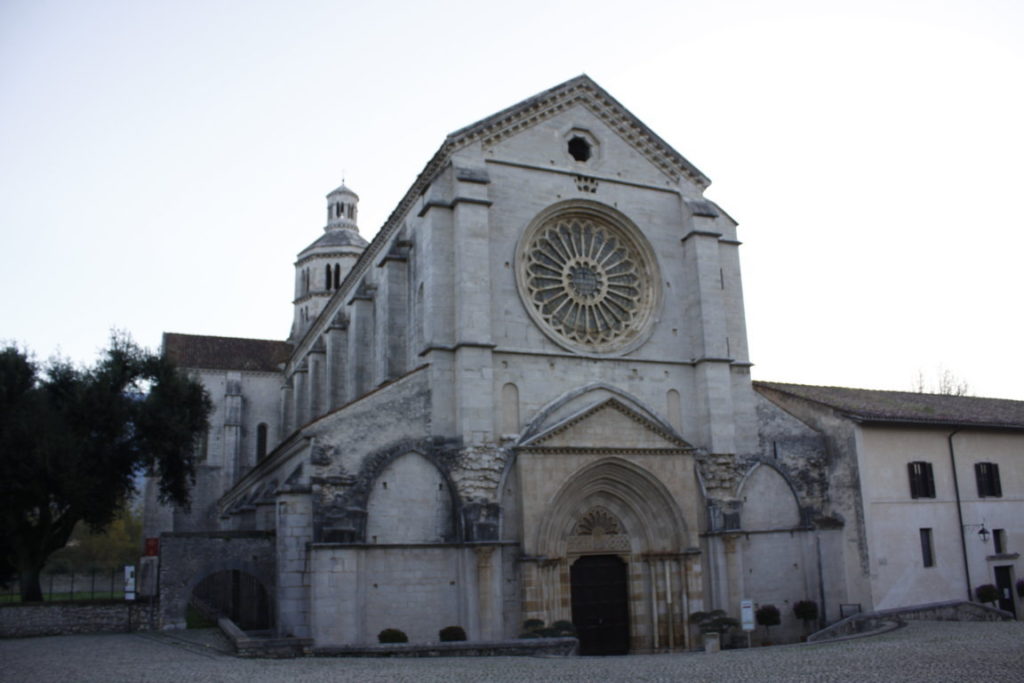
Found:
[755,382,1022,620]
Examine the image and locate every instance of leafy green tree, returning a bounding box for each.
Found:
[0,335,211,601]
[48,504,143,572]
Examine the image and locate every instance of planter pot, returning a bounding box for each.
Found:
[703,632,720,654]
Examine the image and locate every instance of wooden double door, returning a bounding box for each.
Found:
[570,554,631,655]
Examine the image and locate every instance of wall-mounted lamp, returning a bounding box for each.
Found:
[964,523,990,542]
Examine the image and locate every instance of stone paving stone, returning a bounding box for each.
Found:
[1,621,1022,683]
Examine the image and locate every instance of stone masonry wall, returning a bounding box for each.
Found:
[158,531,275,630]
[0,600,158,638]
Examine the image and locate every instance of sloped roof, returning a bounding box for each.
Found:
[298,228,368,256]
[754,381,1024,430]
[163,333,291,372]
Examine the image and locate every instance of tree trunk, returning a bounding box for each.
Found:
[18,563,43,602]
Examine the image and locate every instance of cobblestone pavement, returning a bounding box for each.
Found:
[2,621,1022,683]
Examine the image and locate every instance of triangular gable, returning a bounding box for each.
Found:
[520,398,693,453]
[447,75,710,188]
[289,75,710,365]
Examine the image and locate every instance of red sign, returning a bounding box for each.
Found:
[144,537,160,556]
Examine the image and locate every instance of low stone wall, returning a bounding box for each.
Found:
[808,600,1012,643]
[219,617,312,658]
[313,636,579,658]
[0,600,158,638]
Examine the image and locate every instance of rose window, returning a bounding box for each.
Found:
[519,210,656,353]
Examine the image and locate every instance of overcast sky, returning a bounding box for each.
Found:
[2,0,1022,399]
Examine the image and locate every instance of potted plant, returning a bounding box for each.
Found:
[974,584,1000,607]
[793,600,819,639]
[689,609,739,652]
[755,604,781,645]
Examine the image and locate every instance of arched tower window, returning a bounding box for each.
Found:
[325,264,332,291]
[256,423,268,460]
[333,263,341,289]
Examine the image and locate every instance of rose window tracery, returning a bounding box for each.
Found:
[518,208,657,354]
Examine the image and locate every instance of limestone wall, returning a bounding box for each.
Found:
[309,545,468,646]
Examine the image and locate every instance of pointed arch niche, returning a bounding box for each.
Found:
[365,452,455,544]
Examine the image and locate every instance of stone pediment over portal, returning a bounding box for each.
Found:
[518,398,693,454]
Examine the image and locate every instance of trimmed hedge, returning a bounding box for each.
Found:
[378,628,409,643]
[439,625,467,642]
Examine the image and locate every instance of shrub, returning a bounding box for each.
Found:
[438,625,467,642]
[974,584,1000,605]
[756,604,781,639]
[689,609,739,634]
[549,620,576,636]
[793,600,819,623]
[519,618,575,638]
[377,628,408,643]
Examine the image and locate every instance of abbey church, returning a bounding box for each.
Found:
[145,76,1022,652]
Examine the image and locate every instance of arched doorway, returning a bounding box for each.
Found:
[570,554,631,655]
[191,569,272,631]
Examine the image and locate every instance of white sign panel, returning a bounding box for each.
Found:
[740,599,755,632]
[124,565,136,601]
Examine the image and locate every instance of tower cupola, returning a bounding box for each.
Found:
[326,183,359,231]
[290,181,368,341]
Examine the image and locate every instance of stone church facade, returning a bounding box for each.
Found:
[145,76,1020,652]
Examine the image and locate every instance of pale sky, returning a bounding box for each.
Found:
[2,0,1022,399]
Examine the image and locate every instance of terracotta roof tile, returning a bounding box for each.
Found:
[754,381,1024,430]
[163,333,291,373]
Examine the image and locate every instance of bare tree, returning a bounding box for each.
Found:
[912,366,970,396]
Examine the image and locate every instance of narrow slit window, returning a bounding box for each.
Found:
[993,528,1007,554]
[256,423,268,460]
[920,528,934,567]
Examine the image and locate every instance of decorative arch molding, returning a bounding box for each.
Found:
[736,459,803,503]
[735,459,807,530]
[315,437,468,543]
[567,505,631,554]
[533,457,690,557]
[518,382,687,446]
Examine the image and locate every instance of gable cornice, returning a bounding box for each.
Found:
[520,396,694,451]
[449,75,710,188]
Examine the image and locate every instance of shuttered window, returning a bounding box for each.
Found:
[975,462,1002,498]
[908,461,935,499]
